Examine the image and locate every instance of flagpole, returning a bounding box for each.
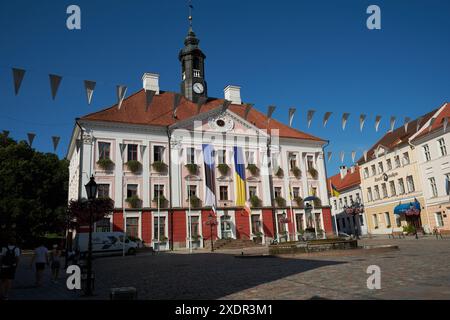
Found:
[188,184,192,254]
[330,179,339,237]
[157,190,160,252]
[288,182,296,241]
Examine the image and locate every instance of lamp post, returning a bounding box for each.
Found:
[84,175,98,296]
[206,213,217,252]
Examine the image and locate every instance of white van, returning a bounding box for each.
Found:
[74,232,138,256]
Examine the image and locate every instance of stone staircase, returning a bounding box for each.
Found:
[205,238,263,251]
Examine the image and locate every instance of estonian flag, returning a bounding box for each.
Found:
[331,183,340,197]
[202,144,216,207]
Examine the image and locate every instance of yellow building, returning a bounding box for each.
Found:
[358,109,437,235]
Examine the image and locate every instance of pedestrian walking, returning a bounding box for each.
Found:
[30,242,49,287]
[49,244,61,283]
[0,237,21,300]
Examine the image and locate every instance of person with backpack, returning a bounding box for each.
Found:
[0,237,21,300]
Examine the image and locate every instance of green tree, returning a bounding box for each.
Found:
[0,133,69,247]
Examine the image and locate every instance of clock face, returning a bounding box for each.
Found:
[193,82,204,94]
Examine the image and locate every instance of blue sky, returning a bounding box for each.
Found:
[0,0,449,176]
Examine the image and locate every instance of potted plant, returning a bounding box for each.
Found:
[308,167,318,179]
[153,195,167,208]
[291,166,301,179]
[294,197,304,207]
[275,167,284,178]
[125,195,141,208]
[185,163,199,175]
[126,160,142,173]
[249,195,262,208]
[247,164,259,176]
[190,195,201,208]
[217,163,230,176]
[275,196,286,207]
[97,158,114,170]
[152,161,168,173]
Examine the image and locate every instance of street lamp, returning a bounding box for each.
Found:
[84,175,97,296]
[205,213,217,252]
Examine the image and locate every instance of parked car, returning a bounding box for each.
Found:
[74,232,138,257]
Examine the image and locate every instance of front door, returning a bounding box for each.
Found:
[221,216,232,239]
[406,215,423,232]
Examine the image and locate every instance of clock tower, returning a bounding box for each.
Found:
[179,25,208,102]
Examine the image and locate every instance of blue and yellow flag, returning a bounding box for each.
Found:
[331,183,340,197]
[233,146,247,206]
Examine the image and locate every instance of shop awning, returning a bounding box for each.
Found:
[394,199,421,216]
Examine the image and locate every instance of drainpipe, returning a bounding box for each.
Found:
[167,127,174,250]
[75,119,84,200]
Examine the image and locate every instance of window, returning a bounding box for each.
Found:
[438,138,447,156]
[384,212,391,228]
[218,150,226,164]
[386,159,392,171]
[406,176,415,193]
[190,216,200,237]
[398,178,405,195]
[277,214,287,233]
[423,145,431,161]
[382,183,388,198]
[96,218,111,232]
[307,155,314,171]
[249,186,257,198]
[389,181,396,197]
[344,197,348,206]
[372,214,379,228]
[153,184,164,199]
[289,152,297,169]
[246,151,255,165]
[333,200,337,210]
[429,177,438,197]
[292,187,300,199]
[395,215,402,227]
[187,147,195,164]
[188,185,197,198]
[367,187,373,202]
[296,214,304,231]
[339,198,343,209]
[127,144,138,162]
[97,184,110,198]
[355,193,360,202]
[220,186,228,201]
[402,152,410,165]
[435,212,444,227]
[446,173,450,195]
[394,156,401,168]
[274,187,282,198]
[378,162,384,174]
[153,145,164,162]
[126,217,139,239]
[251,215,261,234]
[364,168,369,178]
[371,165,376,176]
[374,185,380,200]
[349,195,354,204]
[127,184,138,198]
[153,216,166,240]
[98,142,111,160]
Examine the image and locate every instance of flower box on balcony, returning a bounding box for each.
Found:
[313,198,322,207]
[126,160,142,174]
[275,167,284,178]
[125,195,141,209]
[294,197,304,207]
[189,195,201,208]
[153,195,167,208]
[185,163,199,175]
[249,195,262,208]
[247,164,259,176]
[291,166,301,179]
[308,167,318,179]
[217,163,230,176]
[275,196,286,207]
[97,158,114,170]
[152,161,168,174]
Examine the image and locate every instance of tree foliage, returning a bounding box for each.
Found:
[67,197,114,228]
[0,133,68,246]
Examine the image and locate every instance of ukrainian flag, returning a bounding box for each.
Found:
[233,146,247,206]
[331,183,340,197]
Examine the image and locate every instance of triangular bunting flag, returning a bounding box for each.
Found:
[323,112,332,127]
[12,68,26,96]
[428,118,436,132]
[342,113,350,130]
[84,80,96,105]
[307,110,315,128]
[288,108,296,127]
[173,93,182,118]
[244,104,253,119]
[139,145,147,156]
[27,133,36,147]
[119,143,127,159]
[196,96,208,114]
[267,105,276,121]
[351,151,356,163]
[389,116,396,132]
[404,117,411,133]
[49,74,62,100]
[359,114,366,132]
[145,90,156,112]
[117,85,127,110]
[327,151,332,162]
[52,136,60,151]
[363,150,368,162]
[375,115,382,132]
[340,151,345,163]
[416,117,423,132]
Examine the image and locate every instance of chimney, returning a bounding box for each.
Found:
[142,73,160,95]
[350,165,356,174]
[339,165,347,179]
[224,85,242,105]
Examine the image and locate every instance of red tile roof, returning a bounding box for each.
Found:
[411,103,449,142]
[80,90,325,142]
[327,167,361,194]
[357,108,438,164]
